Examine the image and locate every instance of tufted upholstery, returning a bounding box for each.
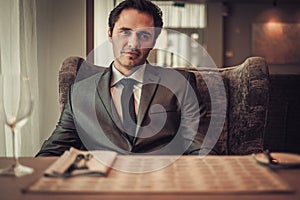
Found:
[188,57,269,155]
[59,56,84,111]
[58,56,269,155]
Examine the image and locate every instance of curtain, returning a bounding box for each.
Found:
[0,0,39,157]
[93,0,115,66]
[154,1,206,28]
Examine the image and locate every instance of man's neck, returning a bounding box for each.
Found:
[114,60,146,77]
[111,62,146,87]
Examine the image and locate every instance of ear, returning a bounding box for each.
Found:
[108,29,112,42]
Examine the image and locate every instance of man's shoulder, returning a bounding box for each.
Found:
[146,64,193,79]
[75,61,107,82]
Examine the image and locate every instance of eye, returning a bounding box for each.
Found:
[120,29,131,36]
[137,32,153,41]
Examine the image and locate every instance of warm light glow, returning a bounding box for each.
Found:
[264,21,283,37]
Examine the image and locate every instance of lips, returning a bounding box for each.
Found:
[121,50,140,58]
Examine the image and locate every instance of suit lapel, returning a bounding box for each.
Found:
[95,64,131,150]
[137,65,160,127]
[96,66,113,118]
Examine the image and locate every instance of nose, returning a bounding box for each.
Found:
[127,33,140,50]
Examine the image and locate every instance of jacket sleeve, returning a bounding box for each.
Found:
[35,87,84,157]
[181,72,218,155]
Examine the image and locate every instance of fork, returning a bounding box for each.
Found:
[263,149,279,165]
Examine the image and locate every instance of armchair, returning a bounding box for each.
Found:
[58,56,269,155]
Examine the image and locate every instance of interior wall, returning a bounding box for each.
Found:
[205,2,223,67]
[36,0,86,148]
[223,2,300,73]
[221,1,300,153]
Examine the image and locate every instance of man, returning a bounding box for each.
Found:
[37,0,213,156]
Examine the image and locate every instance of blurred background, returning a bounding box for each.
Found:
[0,0,299,157]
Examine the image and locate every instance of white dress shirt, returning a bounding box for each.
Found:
[110,64,145,122]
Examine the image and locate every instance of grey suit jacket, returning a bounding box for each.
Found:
[36,62,211,156]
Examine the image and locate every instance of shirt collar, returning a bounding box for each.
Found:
[111,63,146,87]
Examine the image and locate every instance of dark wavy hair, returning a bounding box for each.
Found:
[108,0,163,39]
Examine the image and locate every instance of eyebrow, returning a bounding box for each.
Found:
[119,27,152,33]
[119,27,132,31]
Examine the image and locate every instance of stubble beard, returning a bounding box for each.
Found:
[115,56,136,70]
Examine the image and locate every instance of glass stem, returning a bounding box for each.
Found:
[11,125,19,167]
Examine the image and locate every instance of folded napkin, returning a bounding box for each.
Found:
[44,147,117,177]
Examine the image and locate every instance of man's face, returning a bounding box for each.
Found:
[109,8,155,73]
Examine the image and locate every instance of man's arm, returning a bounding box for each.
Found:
[180,71,218,155]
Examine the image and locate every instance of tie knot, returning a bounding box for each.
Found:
[119,78,136,88]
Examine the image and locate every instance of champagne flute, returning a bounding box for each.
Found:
[0,73,34,177]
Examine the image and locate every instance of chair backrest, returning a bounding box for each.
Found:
[189,57,269,155]
[58,56,269,155]
[223,57,269,155]
[58,56,84,111]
